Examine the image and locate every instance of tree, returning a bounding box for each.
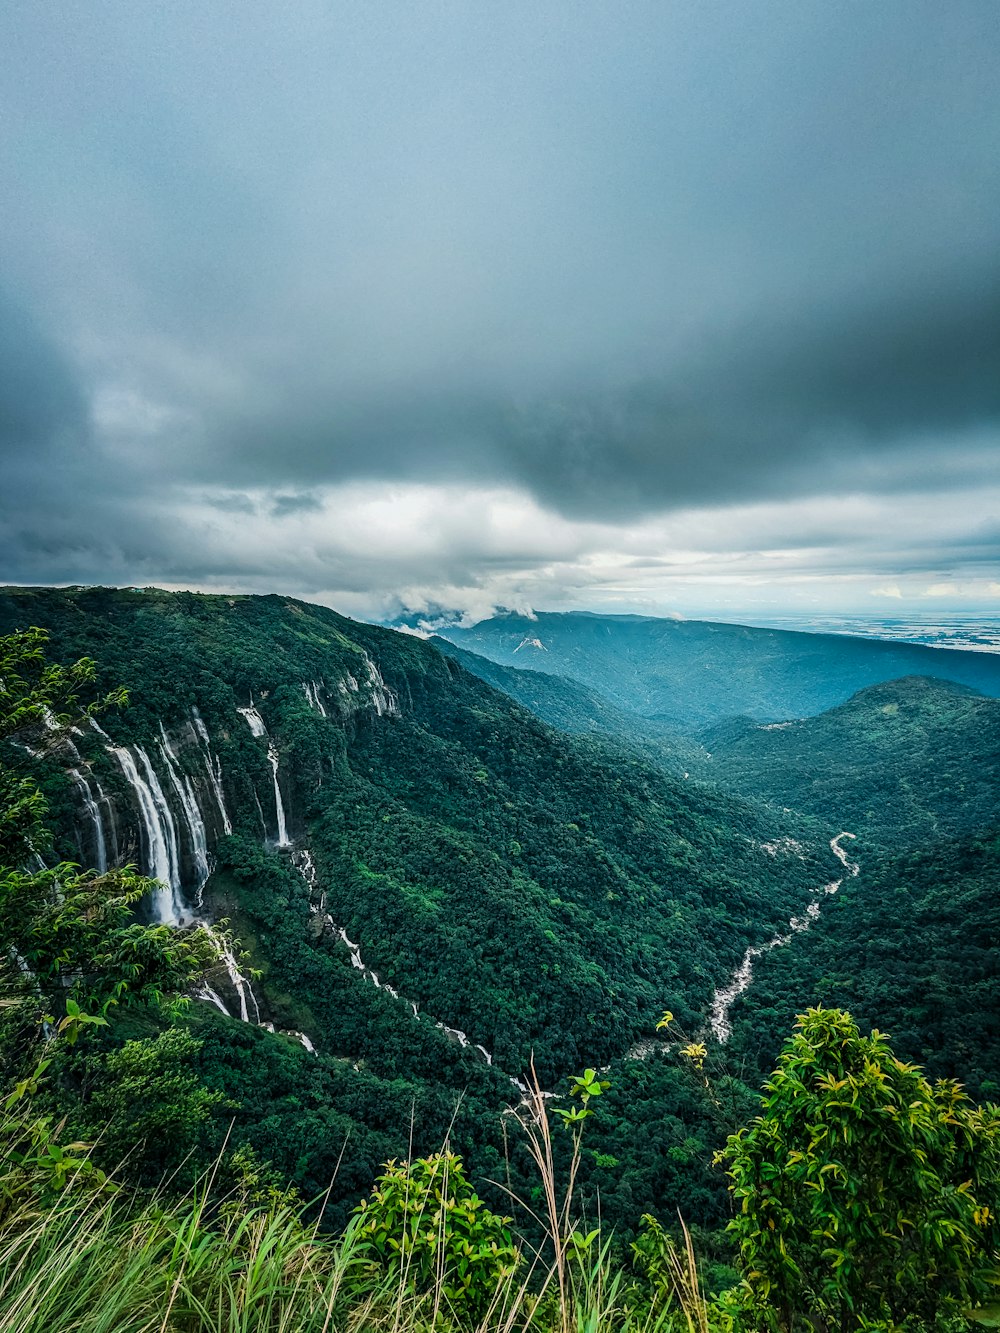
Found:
[721,1007,1000,1331]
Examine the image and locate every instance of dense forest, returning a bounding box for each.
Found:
[2,586,998,1330]
[0,585,836,1230]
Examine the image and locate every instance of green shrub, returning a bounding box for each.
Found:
[351,1150,519,1319]
[721,1007,1000,1331]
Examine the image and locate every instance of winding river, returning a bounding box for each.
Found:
[709,832,859,1043]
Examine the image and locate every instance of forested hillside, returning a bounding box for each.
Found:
[4,588,1000,1332]
[725,833,1000,1100]
[703,676,1000,848]
[441,610,1000,729]
[433,636,705,771]
[0,584,838,1228]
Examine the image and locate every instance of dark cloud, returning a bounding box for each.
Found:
[0,2,997,609]
[270,493,328,519]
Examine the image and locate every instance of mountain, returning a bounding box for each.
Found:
[701,676,1000,849]
[439,611,1000,730]
[431,635,705,771]
[0,585,841,1222]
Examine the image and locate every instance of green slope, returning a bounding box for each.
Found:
[724,833,1000,1101]
[702,676,1000,849]
[432,635,706,771]
[0,585,833,1083]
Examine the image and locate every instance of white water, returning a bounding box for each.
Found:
[67,768,108,872]
[195,982,231,1016]
[268,743,289,846]
[136,746,184,908]
[291,847,509,1078]
[92,775,119,864]
[198,924,261,1024]
[110,746,185,924]
[191,707,232,835]
[363,655,399,717]
[159,725,211,892]
[337,657,399,718]
[709,833,859,1043]
[302,681,327,716]
[237,702,290,846]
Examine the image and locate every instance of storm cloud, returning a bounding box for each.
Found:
[1,2,998,616]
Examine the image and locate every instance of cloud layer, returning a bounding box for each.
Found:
[1,2,998,617]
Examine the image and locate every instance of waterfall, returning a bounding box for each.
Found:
[292,846,500,1073]
[237,702,267,738]
[336,658,399,718]
[194,923,261,1024]
[159,724,210,892]
[67,768,107,873]
[191,707,232,835]
[237,702,290,847]
[194,982,231,1016]
[268,743,289,846]
[302,681,327,716]
[92,775,119,864]
[363,655,399,717]
[110,746,184,924]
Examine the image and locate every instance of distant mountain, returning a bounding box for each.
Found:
[432,636,705,771]
[440,611,1000,730]
[703,676,1000,849]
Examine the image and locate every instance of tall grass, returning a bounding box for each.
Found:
[0,1088,707,1332]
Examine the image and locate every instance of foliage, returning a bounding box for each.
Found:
[0,586,833,1232]
[720,1007,1000,1331]
[352,1150,519,1318]
[726,833,1000,1100]
[705,675,1000,851]
[0,628,213,1056]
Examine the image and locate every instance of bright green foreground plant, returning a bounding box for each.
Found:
[720,1007,1000,1332]
[351,1150,520,1321]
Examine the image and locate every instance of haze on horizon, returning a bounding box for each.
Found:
[1,2,998,625]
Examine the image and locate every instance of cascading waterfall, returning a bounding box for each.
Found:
[268,744,289,846]
[76,715,273,1040]
[194,982,231,1016]
[190,707,232,835]
[197,924,261,1024]
[293,847,506,1078]
[92,775,119,864]
[136,746,183,895]
[363,655,399,717]
[336,656,400,718]
[301,681,327,716]
[159,724,210,892]
[709,832,859,1043]
[237,701,290,847]
[110,746,185,924]
[67,768,107,873]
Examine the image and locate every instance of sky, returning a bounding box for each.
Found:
[2,1,999,624]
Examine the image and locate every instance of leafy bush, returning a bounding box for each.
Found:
[352,1151,519,1318]
[721,1007,1000,1331]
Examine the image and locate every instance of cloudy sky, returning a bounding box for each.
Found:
[2,2,998,623]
